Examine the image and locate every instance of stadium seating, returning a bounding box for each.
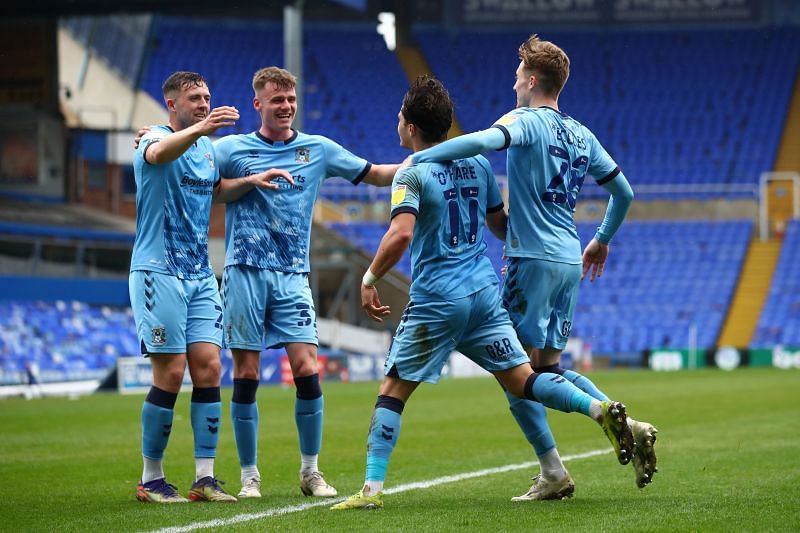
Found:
[0,298,359,385]
[139,19,799,201]
[416,28,800,199]
[0,301,137,385]
[751,219,800,348]
[141,18,409,204]
[328,219,753,360]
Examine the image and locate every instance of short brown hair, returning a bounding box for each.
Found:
[252,66,297,93]
[401,75,453,143]
[162,71,207,98]
[518,35,570,97]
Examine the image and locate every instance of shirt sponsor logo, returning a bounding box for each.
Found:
[181,175,215,195]
[391,184,407,205]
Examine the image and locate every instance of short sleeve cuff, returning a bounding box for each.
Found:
[390,206,418,219]
[492,125,512,151]
[596,167,620,186]
[352,162,372,186]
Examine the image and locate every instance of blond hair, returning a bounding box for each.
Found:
[518,35,570,97]
[252,66,297,93]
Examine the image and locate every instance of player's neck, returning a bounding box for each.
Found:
[529,94,559,110]
[259,126,294,142]
[411,139,437,153]
[168,116,186,133]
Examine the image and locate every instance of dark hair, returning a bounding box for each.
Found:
[162,71,207,98]
[401,75,453,143]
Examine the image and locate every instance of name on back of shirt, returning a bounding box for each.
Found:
[550,123,586,150]
[433,164,477,185]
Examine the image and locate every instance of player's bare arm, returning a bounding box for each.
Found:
[361,212,415,322]
[486,209,508,242]
[145,106,239,165]
[212,169,295,204]
[361,163,401,187]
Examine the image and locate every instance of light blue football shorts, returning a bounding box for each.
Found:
[385,284,529,384]
[222,265,317,351]
[502,257,582,350]
[129,270,223,355]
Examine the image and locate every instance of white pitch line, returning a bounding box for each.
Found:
[147,448,611,533]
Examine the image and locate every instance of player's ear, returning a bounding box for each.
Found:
[529,73,537,90]
[165,97,177,113]
[253,96,261,112]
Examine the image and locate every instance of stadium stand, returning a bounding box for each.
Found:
[416,28,800,198]
[328,219,753,360]
[0,297,350,386]
[61,15,150,85]
[751,219,800,348]
[0,300,136,385]
[141,18,408,204]
[135,21,800,202]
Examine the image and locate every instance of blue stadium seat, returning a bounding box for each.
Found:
[0,301,139,385]
[752,220,800,348]
[328,219,753,362]
[415,28,800,199]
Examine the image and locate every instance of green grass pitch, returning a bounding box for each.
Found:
[2,368,799,532]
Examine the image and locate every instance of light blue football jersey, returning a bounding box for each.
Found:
[493,106,619,264]
[390,155,503,302]
[214,130,370,273]
[130,125,219,279]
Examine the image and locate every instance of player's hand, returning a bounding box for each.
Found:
[133,126,151,149]
[581,238,609,282]
[249,168,294,190]
[361,284,391,322]
[196,106,239,135]
[400,154,414,169]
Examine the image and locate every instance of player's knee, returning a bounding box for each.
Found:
[205,358,222,382]
[160,367,185,391]
[232,350,260,379]
[289,349,317,377]
[237,365,259,380]
[192,358,222,387]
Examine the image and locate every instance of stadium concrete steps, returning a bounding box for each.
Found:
[717,239,782,347]
[774,66,800,172]
[394,45,464,138]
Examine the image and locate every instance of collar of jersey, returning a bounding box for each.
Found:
[255,129,298,146]
[537,105,569,118]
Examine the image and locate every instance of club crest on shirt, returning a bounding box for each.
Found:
[151,326,167,346]
[295,147,311,163]
[391,184,407,206]
[204,152,215,168]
